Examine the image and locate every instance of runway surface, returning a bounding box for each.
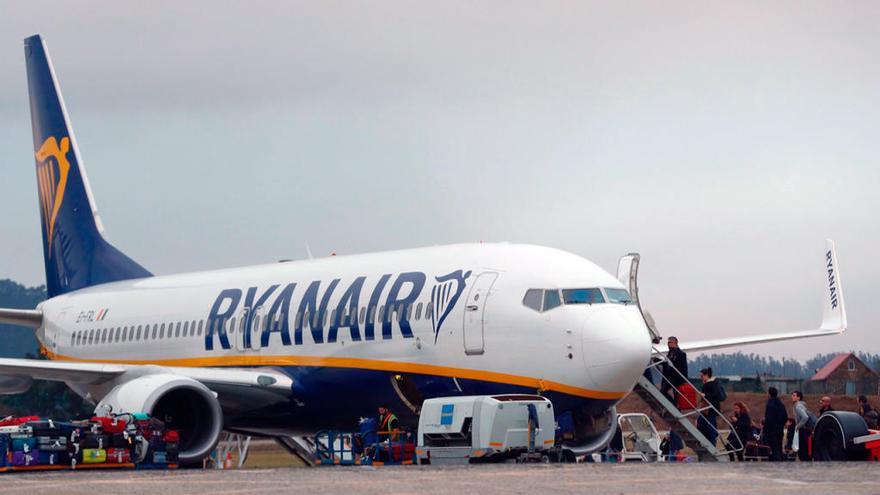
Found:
[2,463,879,494]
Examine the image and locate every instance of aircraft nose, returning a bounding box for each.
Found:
[581,306,653,394]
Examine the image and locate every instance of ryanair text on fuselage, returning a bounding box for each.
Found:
[204,270,471,351]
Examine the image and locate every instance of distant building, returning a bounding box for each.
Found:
[761,375,802,395]
[806,353,880,396]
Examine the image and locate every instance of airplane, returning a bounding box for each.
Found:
[0,34,848,464]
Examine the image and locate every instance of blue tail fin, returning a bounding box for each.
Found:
[24,35,151,297]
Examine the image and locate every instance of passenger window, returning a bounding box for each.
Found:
[543,290,562,311]
[101,328,107,344]
[121,327,127,343]
[368,307,375,322]
[425,303,432,320]
[522,289,543,311]
[136,325,142,340]
[182,321,189,337]
[159,323,166,339]
[330,309,337,326]
[115,327,122,342]
[175,322,182,338]
[359,307,366,324]
[415,303,423,320]
[562,288,605,304]
[295,312,303,328]
[604,288,632,304]
[197,320,203,337]
[152,324,158,340]
[378,305,385,323]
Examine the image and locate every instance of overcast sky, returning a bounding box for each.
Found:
[1,1,877,360]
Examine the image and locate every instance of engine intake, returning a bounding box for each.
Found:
[96,373,223,463]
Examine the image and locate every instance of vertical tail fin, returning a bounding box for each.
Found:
[24,35,151,297]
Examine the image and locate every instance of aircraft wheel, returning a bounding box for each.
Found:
[812,411,869,461]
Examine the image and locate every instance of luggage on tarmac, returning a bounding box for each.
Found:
[106,448,131,464]
[82,448,107,464]
[110,433,130,448]
[12,437,37,452]
[36,436,67,451]
[37,451,68,465]
[91,416,128,434]
[152,451,167,464]
[0,416,40,427]
[25,420,62,436]
[82,434,109,450]
[11,450,39,466]
[676,383,699,411]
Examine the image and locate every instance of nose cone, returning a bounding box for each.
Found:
[581,306,652,395]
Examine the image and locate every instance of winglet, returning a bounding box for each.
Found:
[820,239,846,332]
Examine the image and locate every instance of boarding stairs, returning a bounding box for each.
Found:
[634,350,742,462]
[276,435,318,466]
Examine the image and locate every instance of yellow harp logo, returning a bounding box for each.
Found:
[35,136,71,257]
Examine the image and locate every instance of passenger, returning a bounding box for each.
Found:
[791,390,817,462]
[818,396,833,415]
[377,404,399,441]
[660,430,683,462]
[660,336,688,403]
[696,367,723,447]
[763,387,787,461]
[783,418,796,459]
[858,395,880,429]
[726,401,751,461]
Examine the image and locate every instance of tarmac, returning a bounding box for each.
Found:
[1,463,879,495]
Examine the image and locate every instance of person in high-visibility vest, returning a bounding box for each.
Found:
[377,404,399,442]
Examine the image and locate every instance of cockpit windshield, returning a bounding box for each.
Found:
[562,288,605,304]
[604,288,632,304]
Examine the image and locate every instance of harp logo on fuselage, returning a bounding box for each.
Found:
[204,270,470,350]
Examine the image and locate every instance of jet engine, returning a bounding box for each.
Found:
[563,406,619,455]
[95,373,223,464]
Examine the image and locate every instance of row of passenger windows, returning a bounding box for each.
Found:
[522,287,632,312]
[70,301,439,347]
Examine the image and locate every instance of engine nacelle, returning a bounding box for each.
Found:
[563,406,619,455]
[96,374,223,463]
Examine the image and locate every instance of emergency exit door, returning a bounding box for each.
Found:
[463,272,498,355]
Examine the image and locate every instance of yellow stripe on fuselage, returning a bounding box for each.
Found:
[44,351,626,400]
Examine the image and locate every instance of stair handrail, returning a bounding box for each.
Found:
[646,346,743,457]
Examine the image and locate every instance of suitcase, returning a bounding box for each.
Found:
[82,434,109,450]
[82,448,107,464]
[37,451,69,465]
[131,412,151,422]
[0,434,7,468]
[152,451,167,464]
[166,442,179,462]
[11,450,39,466]
[164,430,180,443]
[37,436,67,451]
[106,448,131,464]
[25,420,62,436]
[12,437,37,452]
[0,416,40,427]
[676,383,699,411]
[110,433,130,448]
[91,416,128,434]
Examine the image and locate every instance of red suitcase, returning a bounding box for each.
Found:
[106,448,131,464]
[91,416,127,434]
[0,416,40,427]
[676,383,698,411]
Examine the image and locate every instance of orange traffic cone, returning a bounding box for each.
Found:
[224,452,233,469]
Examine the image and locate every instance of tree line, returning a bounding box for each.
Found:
[691,351,880,379]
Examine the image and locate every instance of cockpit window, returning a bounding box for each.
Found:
[604,288,632,304]
[522,289,543,311]
[543,289,562,311]
[562,288,605,304]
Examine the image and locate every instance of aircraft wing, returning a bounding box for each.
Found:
[653,239,846,355]
[0,357,293,391]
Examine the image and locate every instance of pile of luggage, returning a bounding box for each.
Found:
[0,413,179,472]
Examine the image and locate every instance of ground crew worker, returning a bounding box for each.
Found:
[378,404,399,441]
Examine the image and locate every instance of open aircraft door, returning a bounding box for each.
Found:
[463,272,498,355]
[617,253,661,344]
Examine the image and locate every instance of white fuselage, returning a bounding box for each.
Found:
[37,243,652,426]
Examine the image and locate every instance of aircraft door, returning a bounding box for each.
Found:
[462,272,498,355]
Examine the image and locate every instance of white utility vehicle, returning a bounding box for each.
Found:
[417,395,556,464]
